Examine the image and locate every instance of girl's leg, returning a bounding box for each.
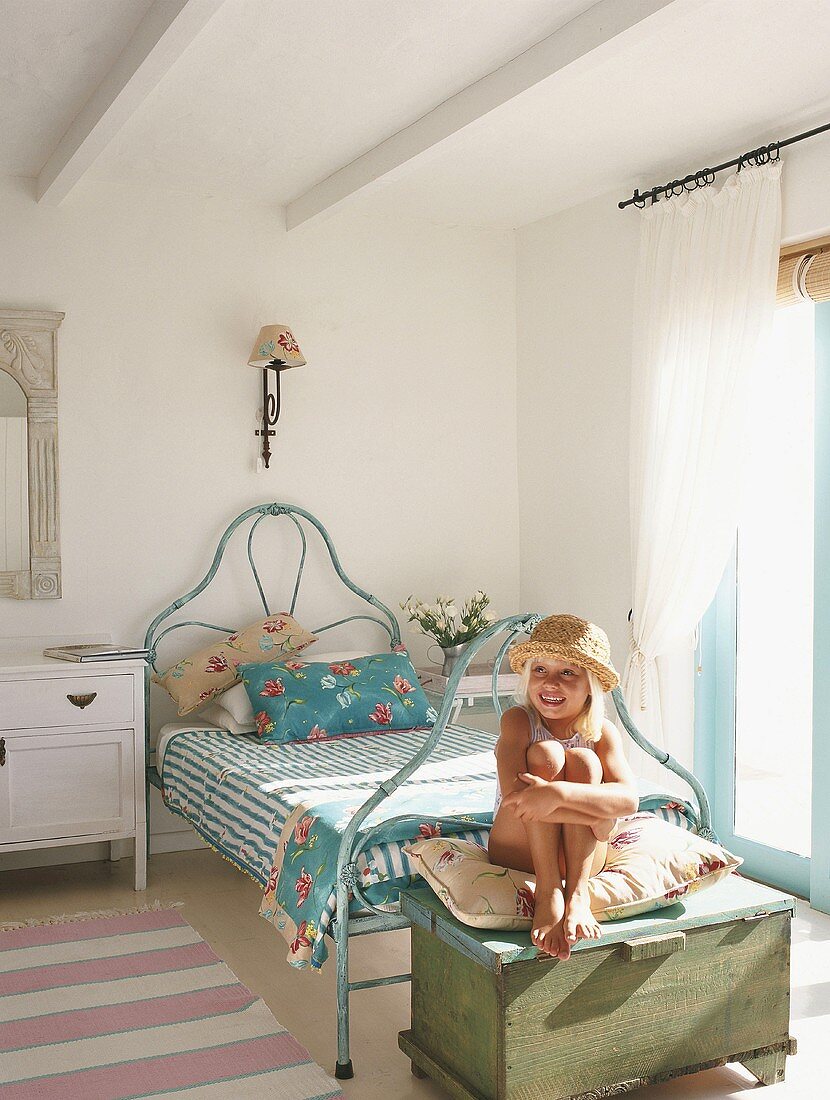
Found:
[488,740,569,958]
[560,748,607,950]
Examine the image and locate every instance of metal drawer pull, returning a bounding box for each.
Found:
[623,931,686,961]
[0,737,5,766]
[67,692,97,709]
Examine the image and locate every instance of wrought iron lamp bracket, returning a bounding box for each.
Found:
[255,365,283,469]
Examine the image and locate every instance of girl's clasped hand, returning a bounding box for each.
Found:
[488,614,638,961]
[500,772,565,822]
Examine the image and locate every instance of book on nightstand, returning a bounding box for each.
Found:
[42,643,150,663]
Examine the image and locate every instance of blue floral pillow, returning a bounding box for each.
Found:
[239,651,437,743]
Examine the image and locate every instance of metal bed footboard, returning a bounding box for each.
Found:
[329,614,713,1078]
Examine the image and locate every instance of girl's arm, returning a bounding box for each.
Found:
[502,721,639,823]
[494,707,533,799]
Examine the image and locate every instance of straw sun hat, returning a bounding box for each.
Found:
[508,614,619,692]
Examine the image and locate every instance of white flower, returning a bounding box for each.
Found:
[484,612,497,623]
[445,604,458,619]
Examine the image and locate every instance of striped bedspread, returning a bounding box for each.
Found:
[161,722,497,888]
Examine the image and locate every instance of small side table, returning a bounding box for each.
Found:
[416,663,519,724]
[0,649,147,890]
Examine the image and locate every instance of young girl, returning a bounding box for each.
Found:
[489,614,638,961]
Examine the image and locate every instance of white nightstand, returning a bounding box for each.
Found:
[416,663,519,724]
[0,649,147,890]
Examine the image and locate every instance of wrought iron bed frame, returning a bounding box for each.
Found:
[142,502,713,1079]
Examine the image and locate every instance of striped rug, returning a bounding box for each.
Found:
[0,906,344,1099]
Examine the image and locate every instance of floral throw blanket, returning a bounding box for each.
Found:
[258,738,497,969]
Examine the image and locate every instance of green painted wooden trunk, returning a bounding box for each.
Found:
[399,877,796,1099]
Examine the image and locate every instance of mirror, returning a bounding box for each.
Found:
[0,308,64,599]
[0,371,29,572]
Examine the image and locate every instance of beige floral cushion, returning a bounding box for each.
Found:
[405,813,742,930]
[153,613,316,716]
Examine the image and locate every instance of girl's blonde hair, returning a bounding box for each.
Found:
[513,659,605,743]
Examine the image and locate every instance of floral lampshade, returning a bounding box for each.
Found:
[248,325,306,371]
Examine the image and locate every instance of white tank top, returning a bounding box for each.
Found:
[525,706,594,750]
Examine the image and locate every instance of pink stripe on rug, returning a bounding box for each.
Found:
[4,1032,311,1099]
[0,909,186,952]
[2,941,217,996]
[0,984,257,1052]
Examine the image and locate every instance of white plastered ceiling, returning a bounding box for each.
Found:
[3,0,830,226]
[0,0,156,176]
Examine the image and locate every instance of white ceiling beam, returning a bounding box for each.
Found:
[37,0,226,205]
[286,0,692,229]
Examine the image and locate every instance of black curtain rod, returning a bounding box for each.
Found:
[619,119,830,210]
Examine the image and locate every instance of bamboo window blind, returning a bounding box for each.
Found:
[777,236,830,306]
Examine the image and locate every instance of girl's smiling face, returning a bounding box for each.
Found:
[527,658,589,722]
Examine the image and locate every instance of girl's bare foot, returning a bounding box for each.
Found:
[564,888,602,945]
[591,817,615,842]
[531,884,570,960]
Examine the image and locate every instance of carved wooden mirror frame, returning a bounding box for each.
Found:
[0,308,64,599]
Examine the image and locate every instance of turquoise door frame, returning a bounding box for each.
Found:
[695,553,810,898]
[695,300,830,911]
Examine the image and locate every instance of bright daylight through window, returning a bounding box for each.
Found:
[734,301,815,856]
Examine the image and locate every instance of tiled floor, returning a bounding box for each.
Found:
[1,850,827,1099]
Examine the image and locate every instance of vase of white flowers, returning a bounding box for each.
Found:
[436,641,471,677]
[400,591,495,676]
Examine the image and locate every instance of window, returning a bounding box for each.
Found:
[696,283,830,911]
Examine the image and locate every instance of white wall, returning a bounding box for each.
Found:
[0,174,519,865]
[515,137,830,771]
[515,193,638,667]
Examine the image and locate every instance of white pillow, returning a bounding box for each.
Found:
[217,683,258,728]
[216,650,372,732]
[201,701,256,736]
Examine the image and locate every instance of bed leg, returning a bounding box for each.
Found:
[335,880,354,1078]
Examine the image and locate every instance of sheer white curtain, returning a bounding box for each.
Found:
[624,162,782,779]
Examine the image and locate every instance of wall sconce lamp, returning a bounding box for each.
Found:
[247,324,306,469]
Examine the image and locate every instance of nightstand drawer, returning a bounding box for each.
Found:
[0,729,135,844]
[0,674,134,730]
